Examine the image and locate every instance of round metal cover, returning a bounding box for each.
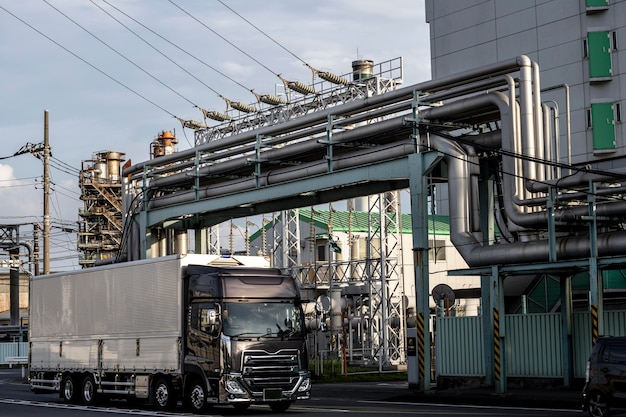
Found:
[432,283,455,304]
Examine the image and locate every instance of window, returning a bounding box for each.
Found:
[188,302,218,336]
[428,239,446,262]
[602,345,626,364]
[317,242,327,261]
[222,302,304,338]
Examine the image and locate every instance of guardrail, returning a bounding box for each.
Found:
[5,355,28,367]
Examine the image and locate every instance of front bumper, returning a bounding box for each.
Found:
[223,371,311,404]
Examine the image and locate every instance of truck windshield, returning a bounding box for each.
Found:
[222,302,304,338]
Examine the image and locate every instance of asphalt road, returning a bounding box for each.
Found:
[0,368,582,417]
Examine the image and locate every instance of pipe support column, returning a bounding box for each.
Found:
[408,151,443,392]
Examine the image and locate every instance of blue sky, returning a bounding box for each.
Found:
[0,0,430,270]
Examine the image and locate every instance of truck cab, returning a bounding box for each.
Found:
[183,264,311,413]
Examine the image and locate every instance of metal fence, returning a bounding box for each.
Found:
[0,342,28,365]
[436,310,626,379]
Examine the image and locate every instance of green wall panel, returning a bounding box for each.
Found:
[588,31,612,78]
[591,102,616,150]
[586,0,609,7]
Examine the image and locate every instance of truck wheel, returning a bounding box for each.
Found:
[269,401,291,412]
[61,374,78,403]
[587,391,609,417]
[81,375,98,406]
[153,377,176,411]
[184,378,207,412]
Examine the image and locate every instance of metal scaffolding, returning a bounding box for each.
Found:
[77,151,125,267]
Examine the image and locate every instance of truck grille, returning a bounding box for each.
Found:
[241,349,301,393]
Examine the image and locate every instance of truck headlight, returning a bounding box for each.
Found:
[297,377,311,392]
[225,377,245,394]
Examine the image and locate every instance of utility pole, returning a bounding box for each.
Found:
[43,110,50,274]
[33,224,40,276]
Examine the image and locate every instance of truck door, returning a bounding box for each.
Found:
[186,303,220,379]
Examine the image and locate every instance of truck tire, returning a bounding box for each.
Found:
[184,378,207,413]
[81,375,98,406]
[61,374,78,403]
[153,377,176,411]
[269,401,291,412]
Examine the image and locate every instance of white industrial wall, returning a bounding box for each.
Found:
[425,0,626,167]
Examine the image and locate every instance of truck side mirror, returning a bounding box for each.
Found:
[206,309,217,326]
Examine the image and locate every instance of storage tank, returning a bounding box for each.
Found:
[352,59,374,81]
[93,162,107,180]
[105,152,125,182]
[151,131,178,159]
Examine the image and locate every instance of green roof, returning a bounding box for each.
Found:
[249,209,450,241]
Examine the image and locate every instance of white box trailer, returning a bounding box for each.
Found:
[29,254,311,413]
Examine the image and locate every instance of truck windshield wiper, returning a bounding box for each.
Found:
[230,332,264,338]
[262,330,299,339]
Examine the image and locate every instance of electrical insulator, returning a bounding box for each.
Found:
[318,71,350,85]
[288,81,316,95]
[181,119,208,130]
[202,109,231,122]
[231,101,256,113]
[259,94,287,105]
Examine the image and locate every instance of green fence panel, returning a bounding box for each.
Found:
[436,311,626,379]
[0,342,28,364]
[435,316,484,376]
[505,314,562,377]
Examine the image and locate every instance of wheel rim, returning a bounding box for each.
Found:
[83,379,94,403]
[155,383,170,408]
[588,393,608,417]
[63,378,74,401]
[189,384,205,410]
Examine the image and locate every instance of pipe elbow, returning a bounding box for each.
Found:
[516,55,533,68]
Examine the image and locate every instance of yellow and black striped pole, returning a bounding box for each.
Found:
[493,307,501,382]
[416,312,425,382]
[591,304,599,345]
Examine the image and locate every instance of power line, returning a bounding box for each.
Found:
[43,0,200,112]
[216,0,308,67]
[51,181,80,197]
[50,156,80,174]
[0,3,178,120]
[0,176,39,182]
[0,181,37,189]
[49,159,79,176]
[90,1,224,103]
[167,0,282,80]
[217,0,350,86]
[99,0,253,96]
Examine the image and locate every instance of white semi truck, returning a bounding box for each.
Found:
[28,254,311,412]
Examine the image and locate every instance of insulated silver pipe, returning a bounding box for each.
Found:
[147,140,416,209]
[149,115,411,189]
[532,61,545,184]
[528,168,626,192]
[421,91,626,230]
[430,132,626,266]
[124,56,536,177]
[143,101,414,180]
